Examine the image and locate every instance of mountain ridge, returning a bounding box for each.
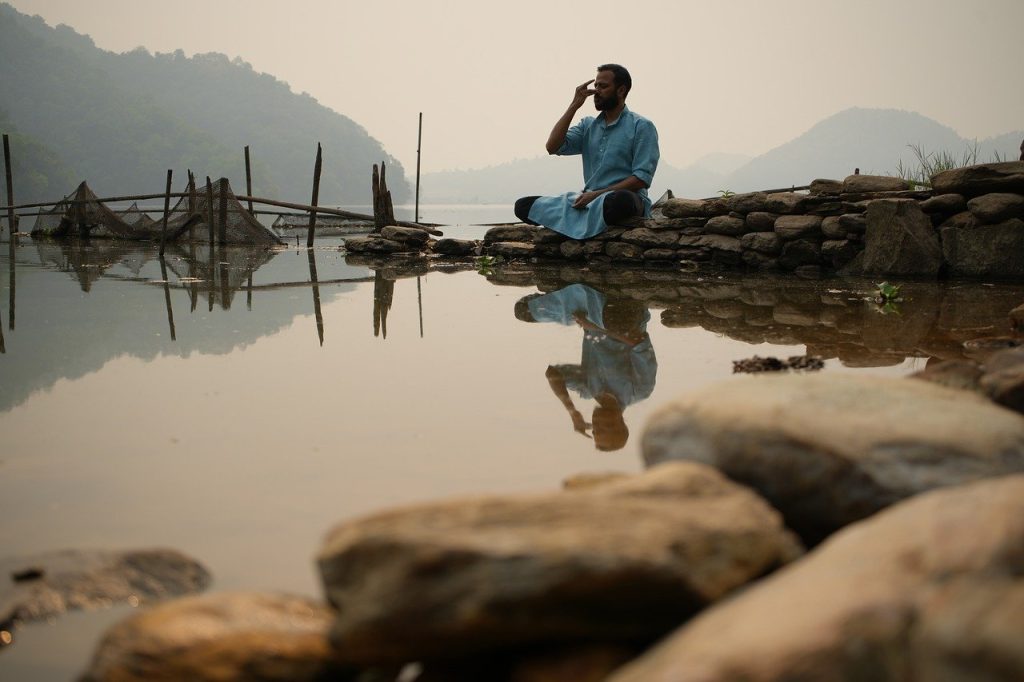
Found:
[0,3,409,205]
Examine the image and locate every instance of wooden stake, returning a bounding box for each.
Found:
[244,145,254,214]
[218,177,228,245]
[187,170,196,242]
[3,134,15,241]
[205,176,215,247]
[371,164,384,231]
[306,142,322,248]
[158,169,173,256]
[415,113,422,224]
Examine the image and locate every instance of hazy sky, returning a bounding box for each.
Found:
[9,0,1024,173]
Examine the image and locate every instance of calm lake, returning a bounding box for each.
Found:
[2,205,1022,679]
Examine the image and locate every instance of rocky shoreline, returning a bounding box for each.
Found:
[349,161,1024,281]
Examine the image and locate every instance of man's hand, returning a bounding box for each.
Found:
[570,79,595,110]
[572,190,602,209]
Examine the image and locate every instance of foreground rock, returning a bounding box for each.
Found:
[81,592,350,681]
[642,374,1024,543]
[0,548,209,637]
[607,475,1024,682]
[317,462,802,664]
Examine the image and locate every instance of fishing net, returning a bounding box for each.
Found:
[31,178,282,245]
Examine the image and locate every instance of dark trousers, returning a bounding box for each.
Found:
[514,191,644,227]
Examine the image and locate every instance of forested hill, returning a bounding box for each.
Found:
[0,3,409,204]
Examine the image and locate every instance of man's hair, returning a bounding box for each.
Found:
[597,64,632,94]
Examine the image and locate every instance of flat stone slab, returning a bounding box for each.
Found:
[608,475,1024,682]
[931,161,1024,196]
[81,592,347,682]
[317,462,802,664]
[642,374,1024,543]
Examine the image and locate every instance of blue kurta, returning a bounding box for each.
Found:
[528,106,660,239]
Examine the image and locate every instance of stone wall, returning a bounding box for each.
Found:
[345,161,1024,281]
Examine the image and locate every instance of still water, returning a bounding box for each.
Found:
[1,207,1022,678]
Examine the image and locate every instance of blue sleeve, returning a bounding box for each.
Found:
[631,118,659,187]
[557,117,592,156]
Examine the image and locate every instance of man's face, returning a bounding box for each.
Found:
[593,70,624,111]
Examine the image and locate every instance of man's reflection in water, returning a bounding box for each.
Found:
[515,284,657,451]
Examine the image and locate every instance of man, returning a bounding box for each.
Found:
[514,64,659,239]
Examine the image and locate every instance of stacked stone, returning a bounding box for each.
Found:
[470,162,1024,281]
[478,176,924,274]
[343,225,435,255]
[931,161,1024,278]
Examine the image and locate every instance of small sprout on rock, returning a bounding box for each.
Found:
[718,189,735,199]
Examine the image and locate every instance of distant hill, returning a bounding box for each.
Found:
[421,108,1023,203]
[718,108,1022,196]
[0,3,409,204]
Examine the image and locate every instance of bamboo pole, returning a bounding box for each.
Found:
[244,146,254,214]
[3,134,15,241]
[306,142,322,248]
[0,192,439,231]
[415,113,422,224]
[218,178,228,245]
[158,169,173,256]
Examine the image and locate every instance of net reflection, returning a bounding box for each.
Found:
[515,284,658,451]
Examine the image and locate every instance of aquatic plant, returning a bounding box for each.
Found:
[873,281,903,315]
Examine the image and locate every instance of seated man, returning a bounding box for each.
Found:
[514,64,660,239]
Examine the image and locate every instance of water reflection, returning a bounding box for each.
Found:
[516,284,657,451]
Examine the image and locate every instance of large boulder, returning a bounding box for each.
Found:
[941,219,1024,279]
[862,199,943,276]
[316,462,802,664]
[931,161,1024,196]
[607,475,1024,682]
[966,192,1024,223]
[80,592,348,682]
[641,373,1024,543]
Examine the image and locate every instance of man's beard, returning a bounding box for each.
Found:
[594,93,619,111]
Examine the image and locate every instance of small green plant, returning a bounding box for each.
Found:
[475,254,503,275]
[875,281,902,302]
[873,281,903,315]
[718,189,735,199]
